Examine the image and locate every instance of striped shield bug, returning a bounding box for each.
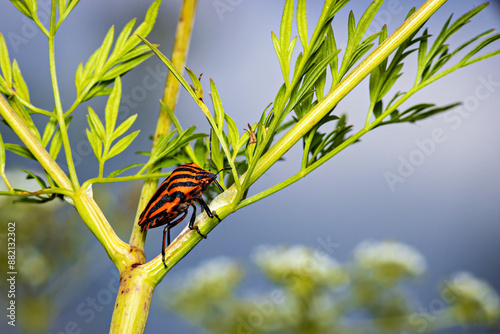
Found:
[138,135,228,268]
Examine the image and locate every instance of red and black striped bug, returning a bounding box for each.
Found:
[138,162,227,268]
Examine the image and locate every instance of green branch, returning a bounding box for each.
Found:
[242,0,448,190]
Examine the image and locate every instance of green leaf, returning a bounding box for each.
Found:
[84,81,114,101]
[210,79,225,132]
[460,33,500,66]
[280,0,294,55]
[21,169,48,189]
[108,163,144,177]
[80,47,101,88]
[122,0,161,55]
[87,106,106,141]
[292,50,341,109]
[224,113,239,149]
[24,0,37,16]
[41,117,58,147]
[50,116,71,160]
[340,1,383,77]
[111,114,137,142]
[74,62,83,95]
[4,143,36,160]
[12,59,30,102]
[107,130,139,159]
[94,26,115,76]
[86,128,102,160]
[136,34,197,102]
[297,0,308,50]
[101,53,152,81]
[49,128,63,160]
[10,1,32,18]
[185,66,203,100]
[105,77,121,136]
[0,33,12,88]
[114,44,154,63]
[63,0,80,18]
[417,28,429,74]
[355,0,384,41]
[0,131,5,172]
[326,26,339,86]
[111,18,137,59]
[160,101,182,131]
[271,31,281,56]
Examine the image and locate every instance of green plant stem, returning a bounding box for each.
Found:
[73,186,136,271]
[132,0,449,284]
[48,3,79,190]
[129,0,198,251]
[14,95,53,117]
[0,188,73,198]
[0,95,72,190]
[110,2,199,333]
[109,266,156,334]
[0,95,130,272]
[241,3,342,193]
[240,0,447,192]
[82,172,173,188]
[143,192,237,283]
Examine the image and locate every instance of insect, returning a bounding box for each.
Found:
[138,163,226,268]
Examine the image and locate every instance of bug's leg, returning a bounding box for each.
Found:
[162,227,167,268]
[161,212,188,268]
[196,198,221,221]
[188,203,207,239]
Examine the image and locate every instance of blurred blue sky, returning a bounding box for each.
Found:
[1,1,500,333]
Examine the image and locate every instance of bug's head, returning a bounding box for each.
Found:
[199,167,230,193]
[198,172,219,192]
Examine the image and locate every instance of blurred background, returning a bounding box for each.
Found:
[0,0,499,333]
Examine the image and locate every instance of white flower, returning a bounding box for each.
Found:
[445,271,500,324]
[176,257,244,299]
[353,240,426,282]
[253,245,348,291]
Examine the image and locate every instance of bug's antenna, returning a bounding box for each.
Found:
[209,128,213,172]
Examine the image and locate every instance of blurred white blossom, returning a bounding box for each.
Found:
[253,245,348,293]
[353,240,426,283]
[445,271,500,324]
[181,257,244,298]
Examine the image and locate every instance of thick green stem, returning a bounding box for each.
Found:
[0,95,72,190]
[108,2,199,333]
[0,96,131,271]
[73,187,134,272]
[109,266,156,333]
[129,0,199,250]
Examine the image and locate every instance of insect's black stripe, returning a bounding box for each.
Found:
[168,173,211,182]
[174,165,204,173]
[145,191,188,220]
[143,180,172,210]
[168,181,198,190]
